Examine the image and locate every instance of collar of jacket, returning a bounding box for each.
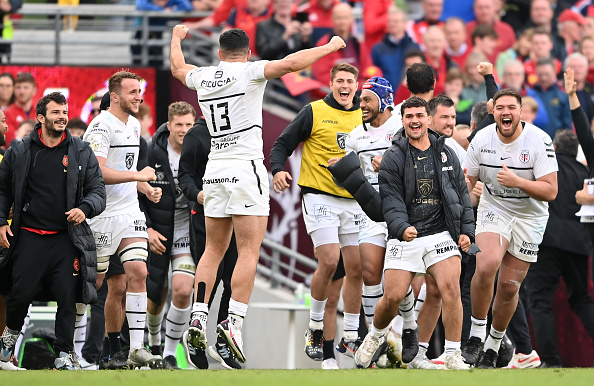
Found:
[153,122,170,150]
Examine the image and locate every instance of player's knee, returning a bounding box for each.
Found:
[107,274,127,297]
[498,278,521,300]
[383,289,404,308]
[425,281,442,300]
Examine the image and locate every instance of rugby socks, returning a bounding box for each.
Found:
[444,339,461,356]
[147,307,165,347]
[14,306,31,362]
[74,303,88,358]
[390,315,403,335]
[102,337,110,358]
[362,284,383,324]
[470,316,488,342]
[323,339,336,360]
[343,312,359,342]
[309,297,326,330]
[126,292,148,351]
[108,332,122,355]
[228,298,248,332]
[400,285,417,331]
[414,283,426,321]
[191,302,209,327]
[370,323,389,339]
[418,342,429,357]
[163,303,190,358]
[484,327,506,353]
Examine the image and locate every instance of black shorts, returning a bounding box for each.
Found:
[105,252,125,279]
[332,255,346,281]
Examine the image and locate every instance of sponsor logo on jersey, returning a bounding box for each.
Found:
[481,210,498,226]
[518,240,538,256]
[94,232,112,249]
[313,204,331,222]
[481,148,496,154]
[336,132,348,150]
[418,179,433,197]
[133,219,147,232]
[125,153,135,169]
[386,244,403,260]
[200,76,236,88]
[322,119,338,124]
[520,150,530,163]
[203,177,239,184]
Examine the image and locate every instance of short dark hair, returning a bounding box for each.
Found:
[553,129,578,157]
[36,91,67,117]
[406,63,435,95]
[15,72,36,87]
[532,27,553,43]
[404,49,426,62]
[66,117,88,132]
[109,70,142,95]
[330,62,359,81]
[493,88,522,107]
[428,94,455,116]
[168,101,196,122]
[471,24,498,43]
[401,96,429,117]
[219,28,250,57]
[0,72,15,85]
[535,57,556,71]
[470,101,488,126]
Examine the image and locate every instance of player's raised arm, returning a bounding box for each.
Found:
[263,36,346,80]
[170,25,198,86]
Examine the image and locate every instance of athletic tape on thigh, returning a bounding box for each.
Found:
[97,255,110,274]
[119,242,148,264]
[171,255,196,277]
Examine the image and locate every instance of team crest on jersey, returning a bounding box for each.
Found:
[386,130,395,142]
[134,126,140,139]
[62,155,68,167]
[418,179,433,197]
[520,150,530,163]
[441,151,447,163]
[125,153,135,169]
[156,171,165,181]
[336,132,348,150]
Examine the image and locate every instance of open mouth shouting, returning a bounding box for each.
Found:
[338,90,351,102]
[501,117,513,129]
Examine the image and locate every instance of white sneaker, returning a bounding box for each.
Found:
[128,347,162,368]
[321,358,340,369]
[505,350,541,369]
[0,360,26,370]
[78,356,98,370]
[54,351,77,370]
[386,328,402,365]
[408,352,444,369]
[431,351,446,366]
[354,333,383,369]
[445,349,470,370]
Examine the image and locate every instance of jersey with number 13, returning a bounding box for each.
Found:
[185,60,268,161]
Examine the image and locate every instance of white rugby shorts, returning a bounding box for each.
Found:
[88,211,148,258]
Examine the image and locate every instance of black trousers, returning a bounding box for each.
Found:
[525,246,594,365]
[6,230,79,354]
[190,208,238,324]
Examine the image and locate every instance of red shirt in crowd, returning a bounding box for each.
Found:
[466,20,516,64]
[4,103,35,146]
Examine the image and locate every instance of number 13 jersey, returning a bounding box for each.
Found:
[186,60,268,161]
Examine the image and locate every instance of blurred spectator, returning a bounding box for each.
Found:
[583,15,594,37]
[7,119,34,150]
[66,117,88,138]
[136,103,154,141]
[521,95,539,123]
[466,0,516,63]
[469,100,488,132]
[133,0,193,67]
[453,123,471,150]
[496,28,533,79]
[471,25,499,71]
[423,25,457,96]
[442,0,474,23]
[297,0,338,44]
[186,0,246,29]
[406,0,444,47]
[461,52,488,103]
[0,0,22,63]
[444,67,473,125]
[226,0,272,55]
[557,9,588,61]
[393,49,426,104]
[256,0,312,60]
[533,57,572,137]
[88,95,102,124]
[524,28,562,87]
[312,3,369,86]
[361,0,392,56]
[371,8,419,91]
[526,0,556,35]
[564,52,594,122]
[444,17,471,69]
[0,73,14,110]
[578,35,594,84]
[4,72,36,147]
[191,0,220,10]
[501,59,549,129]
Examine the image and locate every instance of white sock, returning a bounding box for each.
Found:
[370,323,388,338]
[74,303,88,358]
[14,305,31,361]
[191,302,209,326]
[444,339,461,356]
[418,342,429,357]
[414,283,426,321]
[228,298,248,332]
[126,292,148,350]
[484,327,505,353]
[399,286,417,330]
[470,316,488,342]
[390,315,403,335]
[309,297,327,330]
[163,303,191,358]
[362,284,383,325]
[147,307,165,347]
[343,312,359,341]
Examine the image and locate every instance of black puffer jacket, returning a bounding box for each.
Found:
[379,129,475,242]
[0,129,106,304]
[140,123,190,304]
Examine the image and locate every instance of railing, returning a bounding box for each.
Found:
[259,238,317,291]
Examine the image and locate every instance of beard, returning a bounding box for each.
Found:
[362,108,379,124]
[0,133,5,147]
[120,98,137,116]
[497,119,521,138]
[45,118,67,138]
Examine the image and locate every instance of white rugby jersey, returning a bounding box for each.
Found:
[345,114,399,191]
[445,137,466,165]
[463,122,558,218]
[185,60,268,161]
[84,111,142,217]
